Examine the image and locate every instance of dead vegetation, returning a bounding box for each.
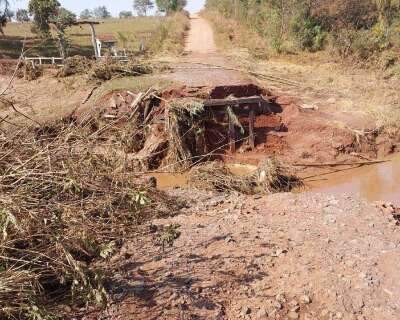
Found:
[58,56,156,81]
[189,159,302,194]
[0,118,183,319]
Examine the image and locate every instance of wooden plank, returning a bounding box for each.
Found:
[249,109,255,149]
[204,96,263,107]
[228,109,236,153]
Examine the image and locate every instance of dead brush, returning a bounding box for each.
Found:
[164,99,205,172]
[189,158,303,194]
[88,57,154,81]
[0,117,182,319]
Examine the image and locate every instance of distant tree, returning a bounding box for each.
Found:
[119,10,133,18]
[52,8,76,58]
[156,0,186,13]
[133,0,154,16]
[16,9,30,22]
[28,0,76,58]
[28,0,60,35]
[0,0,9,33]
[5,8,13,20]
[80,8,92,19]
[93,6,111,19]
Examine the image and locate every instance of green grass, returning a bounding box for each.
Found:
[0,16,186,59]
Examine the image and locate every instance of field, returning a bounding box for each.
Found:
[0,15,187,58]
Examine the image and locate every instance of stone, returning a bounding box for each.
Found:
[289,300,299,307]
[256,307,268,319]
[241,306,251,316]
[300,295,312,304]
[324,215,337,224]
[274,301,283,310]
[132,280,145,295]
[320,309,330,319]
[288,311,300,319]
[276,293,286,303]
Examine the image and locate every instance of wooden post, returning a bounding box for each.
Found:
[228,107,236,153]
[88,23,99,58]
[249,109,255,150]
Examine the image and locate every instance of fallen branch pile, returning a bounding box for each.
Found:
[189,158,303,194]
[0,119,182,319]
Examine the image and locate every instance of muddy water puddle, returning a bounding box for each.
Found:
[149,163,257,189]
[150,157,400,206]
[306,154,400,205]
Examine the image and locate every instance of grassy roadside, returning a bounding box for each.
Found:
[0,13,189,59]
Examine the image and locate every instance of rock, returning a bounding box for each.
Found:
[289,300,299,307]
[225,236,235,244]
[324,214,337,225]
[289,300,300,312]
[132,280,145,295]
[273,301,283,310]
[240,306,251,316]
[276,293,286,303]
[320,309,330,319]
[288,311,300,319]
[300,295,312,304]
[256,307,268,319]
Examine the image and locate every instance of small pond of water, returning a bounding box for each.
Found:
[149,155,400,206]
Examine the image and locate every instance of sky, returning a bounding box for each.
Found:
[8,0,206,16]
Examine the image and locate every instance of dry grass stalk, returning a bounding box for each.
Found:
[0,116,182,319]
[189,158,303,194]
[164,99,205,172]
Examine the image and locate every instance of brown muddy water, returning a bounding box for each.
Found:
[307,154,400,205]
[150,156,400,206]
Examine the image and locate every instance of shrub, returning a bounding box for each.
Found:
[291,11,326,51]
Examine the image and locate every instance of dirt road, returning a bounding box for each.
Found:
[185,14,217,55]
[164,15,252,86]
[91,191,400,320]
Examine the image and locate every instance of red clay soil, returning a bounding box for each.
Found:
[81,192,400,320]
[80,83,390,169]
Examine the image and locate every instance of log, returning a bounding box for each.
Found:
[293,160,390,167]
[249,109,255,150]
[228,109,236,153]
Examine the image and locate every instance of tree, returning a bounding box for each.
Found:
[28,0,76,58]
[28,0,60,35]
[16,9,30,22]
[5,8,13,20]
[52,8,76,58]
[134,0,154,16]
[80,8,92,19]
[119,10,133,18]
[93,6,111,19]
[156,0,186,13]
[0,0,10,33]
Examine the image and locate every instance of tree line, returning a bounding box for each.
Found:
[0,0,188,29]
[205,0,400,60]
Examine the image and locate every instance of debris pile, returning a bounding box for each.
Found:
[88,58,153,81]
[58,55,93,77]
[16,61,43,80]
[189,158,302,194]
[0,119,183,319]
[163,99,205,171]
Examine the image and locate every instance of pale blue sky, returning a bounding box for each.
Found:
[8,0,206,16]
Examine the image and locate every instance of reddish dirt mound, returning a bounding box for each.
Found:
[74,83,384,170]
